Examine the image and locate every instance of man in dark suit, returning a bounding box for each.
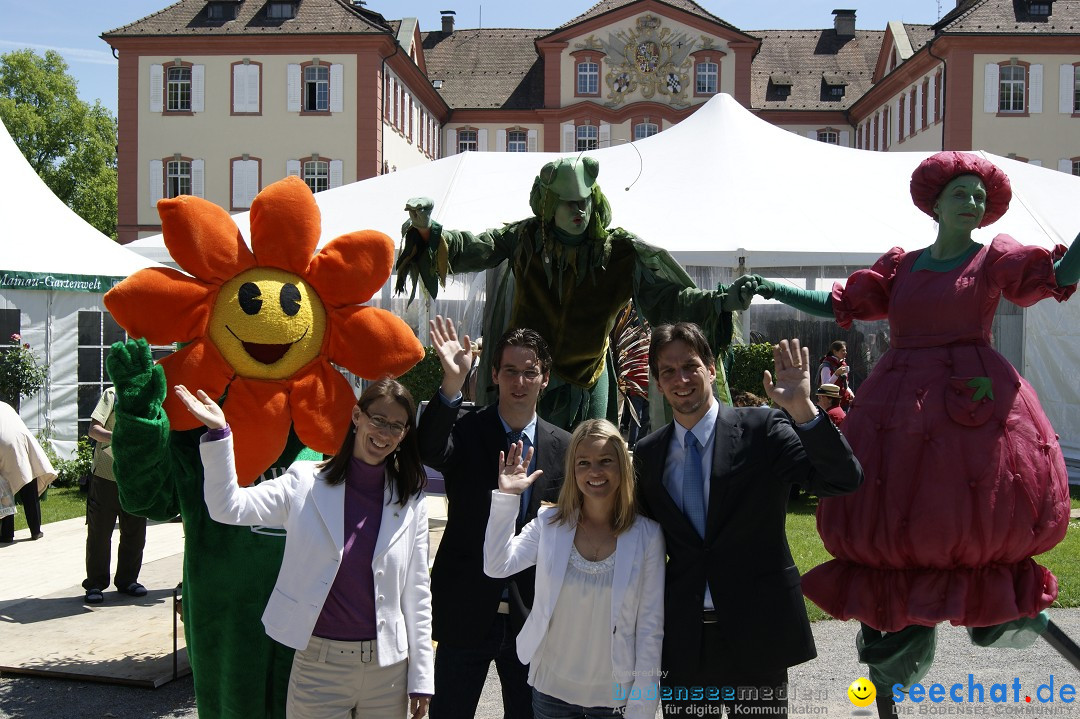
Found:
[634,322,862,717]
[420,316,570,719]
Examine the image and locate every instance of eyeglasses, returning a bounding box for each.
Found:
[499,368,543,381]
[362,411,408,437]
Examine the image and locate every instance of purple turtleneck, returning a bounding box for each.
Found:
[312,456,385,641]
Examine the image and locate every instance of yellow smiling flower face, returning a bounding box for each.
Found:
[209,268,327,380]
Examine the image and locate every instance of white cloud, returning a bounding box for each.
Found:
[0,40,116,66]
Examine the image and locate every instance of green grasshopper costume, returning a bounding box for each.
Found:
[396,157,754,429]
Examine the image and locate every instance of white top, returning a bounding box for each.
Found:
[532,545,619,708]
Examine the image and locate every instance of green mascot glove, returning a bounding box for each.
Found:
[106,338,167,417]
[720,275,758,312]
[753,275,777,300]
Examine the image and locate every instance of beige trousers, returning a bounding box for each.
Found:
[287,636,408,719]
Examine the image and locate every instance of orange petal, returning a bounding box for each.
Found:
[307,231,395,307]
[158,340,236,431]
[224,379,292,486]
[249,177,320,275]
[328,306,424,379]
[104,268,214,344]
[158,195,256,283]
[290,362,355,455]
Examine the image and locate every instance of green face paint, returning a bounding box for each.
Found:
[553,196,593,236]
[933,175,987,233]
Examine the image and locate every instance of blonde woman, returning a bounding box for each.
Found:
[484,419,664,719]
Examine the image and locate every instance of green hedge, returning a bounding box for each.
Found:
[397,346,444,407]
[727,343,775,397]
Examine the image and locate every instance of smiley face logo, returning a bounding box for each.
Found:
[847,677,876,708]
[208,267,327,381]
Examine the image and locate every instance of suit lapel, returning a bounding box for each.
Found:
[704,405,739,543]
[547,519,574,608]
[527,419,559,518]
[373,481,411,559]
[311,471,346,549]
[610,524,636,623]
[642,424,698,542]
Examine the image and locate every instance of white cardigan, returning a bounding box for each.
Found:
[200,436,434,695]
[484,491,665,719]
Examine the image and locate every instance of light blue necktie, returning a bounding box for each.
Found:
[683,433,706,538]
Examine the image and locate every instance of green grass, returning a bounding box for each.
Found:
[787,487,1080,621]
[12,486,87,531]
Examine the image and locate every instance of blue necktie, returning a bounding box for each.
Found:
[507,430,531,522]
[683,433,706,538]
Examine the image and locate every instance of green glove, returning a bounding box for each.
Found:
[106,338,166,417]
[754,275,777,300]
[763,280,835,319]
[1054,234,1080,287]
[720,274,758,312]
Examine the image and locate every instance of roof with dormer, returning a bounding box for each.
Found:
[748,28,884,111]
[934,0,1080,34]
[102,0,393,37]
[421,28,547,110]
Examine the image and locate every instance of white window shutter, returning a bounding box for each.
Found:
[1029,64,1043,114]
[1029,159,1043,167]
[927,74,936,121]
[246,64,260,112]
[191,159,205,198]
[915,85,924,130]
[806,130,817,140]
[1061,65,1076,114]
[984,63,999,113]
[192,65,205,112]
[839,130,850,146]
[598,123,611,148]
[246,161,260,204]
[527,129,537,152]
[1059,159,1073,173]
[149,64,163,113]
[330,64,344,113]
[477,128,488,151]
[891,100,900,146]
[149,159,163,207]
[286,159,301,177]
[329,160,344,188]
[233,65,247,113]
[287,64,301,112]
[495,129,507,152]
[445,128,457,155]
[232,160,246,207]
[562,123,575,152]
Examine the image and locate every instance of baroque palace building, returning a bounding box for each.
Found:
[103,0,1080,243]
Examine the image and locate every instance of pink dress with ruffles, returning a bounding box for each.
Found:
[800,234,1074,632]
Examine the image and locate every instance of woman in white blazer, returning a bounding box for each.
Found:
[485,419,665,719]
[177,379,434,719]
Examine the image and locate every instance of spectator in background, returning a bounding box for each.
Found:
[817,340,854,410]
[0,400,55,543]
[731,391,769,408]
[83,387,148,604]
[814,384,847,428]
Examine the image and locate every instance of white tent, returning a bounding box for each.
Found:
[128,94,1080,462]
[1,121,160,454]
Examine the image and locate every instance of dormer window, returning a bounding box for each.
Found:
[206,1,240,20]
[1028,1,1051,15]
[822,74,848,100]
[267,1,297,19]
[767,74,792,101]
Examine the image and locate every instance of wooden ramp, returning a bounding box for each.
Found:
[0,552,189,687]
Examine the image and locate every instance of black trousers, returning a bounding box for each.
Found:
[662,623,789,717]
[83,475,147,591]
[0,482,41,542]
[430,613,533,719]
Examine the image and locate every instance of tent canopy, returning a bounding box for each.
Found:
[130,93,1080,271]
[1,121,155,293]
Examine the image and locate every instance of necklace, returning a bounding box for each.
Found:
[576,519,615,561]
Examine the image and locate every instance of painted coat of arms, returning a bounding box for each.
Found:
[596,15,697,107]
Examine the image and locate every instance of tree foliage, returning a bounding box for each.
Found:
[0,49,118,238]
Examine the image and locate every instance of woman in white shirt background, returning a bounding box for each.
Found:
[176,379,433,719]
[484,419,665,719]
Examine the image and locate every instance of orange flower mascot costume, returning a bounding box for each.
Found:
[102,177,423,718]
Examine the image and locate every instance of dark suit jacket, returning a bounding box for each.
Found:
[633,404,862,675]
[419,394,570,647]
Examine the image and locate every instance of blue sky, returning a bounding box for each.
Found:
[3,0,943,115]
